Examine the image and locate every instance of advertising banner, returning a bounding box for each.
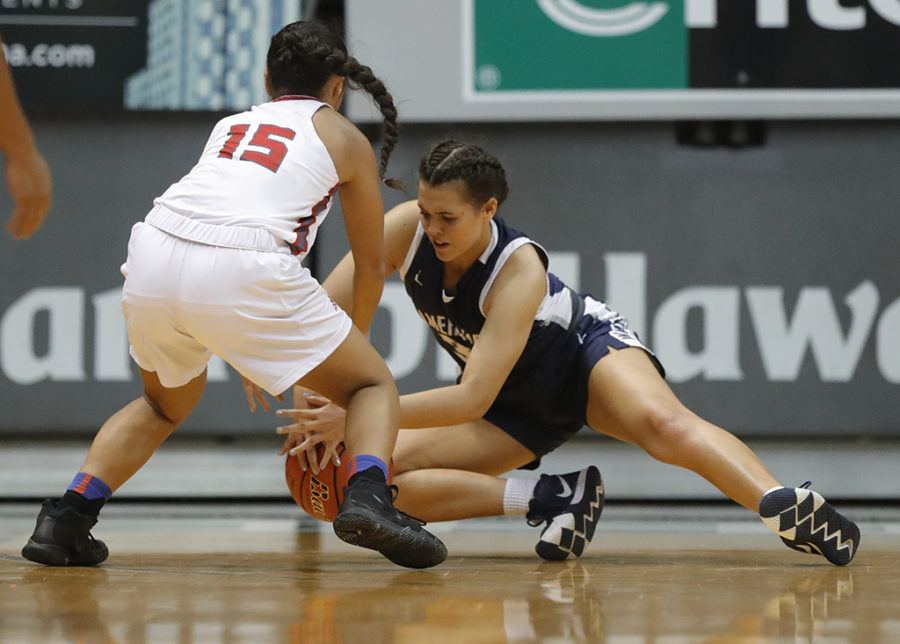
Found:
[346,0,900,121]
[1,116,898,436]
[0,0,301,113]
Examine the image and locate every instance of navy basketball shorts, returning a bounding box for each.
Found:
[484,296,665,467]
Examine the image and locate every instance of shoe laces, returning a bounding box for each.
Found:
[525,475,569,527]
[799,481,812,489]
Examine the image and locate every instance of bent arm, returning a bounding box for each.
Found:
[322,199,421,314]
[313,108,385,333]
[398,245,548,428]
[288,243,547,435]
[336,156,383,333]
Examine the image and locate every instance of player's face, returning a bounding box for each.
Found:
[418,180,494,265]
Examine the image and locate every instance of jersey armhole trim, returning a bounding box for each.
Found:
[478,237,539,316]
[399,222,425,280]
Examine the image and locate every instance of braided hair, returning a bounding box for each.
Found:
[418,140,509,208]
[267,21,401,188]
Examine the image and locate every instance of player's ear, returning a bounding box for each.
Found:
[323,74,346,109]
[264,69,274,99]
[483,197,499,219]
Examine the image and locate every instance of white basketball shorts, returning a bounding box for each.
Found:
[120,209,352,396]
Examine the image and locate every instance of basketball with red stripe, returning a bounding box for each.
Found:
[285,443,394,522]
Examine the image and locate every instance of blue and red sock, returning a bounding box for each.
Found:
[349,455,389,482]
[62,472,112,517]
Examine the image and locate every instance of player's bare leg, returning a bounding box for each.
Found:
[392,420,534,520]
[585,346,777,510]
[393,421,605,560]
[80,369,207,491]
[298,327,447,569]
[22,369,206,566]
[297,326,399,466]
[586,346,860,565]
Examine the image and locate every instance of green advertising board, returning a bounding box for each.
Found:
[347,0,900,122]
[471,0,687,93]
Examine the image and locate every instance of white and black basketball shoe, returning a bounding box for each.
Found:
[759,481,860,566]
[526,466,605,561]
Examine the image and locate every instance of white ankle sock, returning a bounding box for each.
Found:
[503,477,539,516]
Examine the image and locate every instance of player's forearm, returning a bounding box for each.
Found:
[0,55,36,157]
[349,268,383,334]
[399,384,491,429]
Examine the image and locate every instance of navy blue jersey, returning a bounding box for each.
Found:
[402,218,584,400]
[400,216,664,460]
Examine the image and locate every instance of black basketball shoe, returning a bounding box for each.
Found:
[21,499,109,567]
[759,482,860,566]
[333,468,447,569]
[526,466,605,561]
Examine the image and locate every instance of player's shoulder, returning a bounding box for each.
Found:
[312,107,373,181]
[386,200,421,230]
[385,200,422,272]
[209,108,251,131]
[501,240,546,280]
[312,107,369,152]
[486,234,547,308]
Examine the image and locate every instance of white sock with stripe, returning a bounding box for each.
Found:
[503,477,539,516]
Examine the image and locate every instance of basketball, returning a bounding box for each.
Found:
[285,443,394,522]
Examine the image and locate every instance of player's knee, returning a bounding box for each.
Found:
[391,446,416,475]
[142,393,191,428]
[639,405,697,465]
[340,368,398,408]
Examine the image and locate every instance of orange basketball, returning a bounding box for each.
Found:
[285,443,394,523]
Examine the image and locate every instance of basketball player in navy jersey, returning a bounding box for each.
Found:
[21,21,445,570]
[279,140,861,565]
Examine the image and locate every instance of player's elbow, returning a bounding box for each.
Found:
[460,381,498,421]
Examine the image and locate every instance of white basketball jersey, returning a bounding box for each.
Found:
[155,96,339,258]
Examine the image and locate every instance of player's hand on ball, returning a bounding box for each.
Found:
[240,374,283,412]
[277,430,341,474]
[276,389,344,473]
[275,392,346,442]
[278,431,317,473]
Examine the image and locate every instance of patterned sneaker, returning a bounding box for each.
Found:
[21,499,109,567]
[526,466,605,561]
[333,468,447,569]
[759,482,860,566]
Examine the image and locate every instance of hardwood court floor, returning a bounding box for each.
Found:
[1,504,898,643]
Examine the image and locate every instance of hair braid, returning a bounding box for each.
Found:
[267,22,401,189]
[320,51,401,190]
[419,140,509,207]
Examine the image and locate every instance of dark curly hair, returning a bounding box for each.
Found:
[267,21,400,188]
[418,140,509,207]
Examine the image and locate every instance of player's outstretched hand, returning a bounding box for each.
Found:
[275,389,346,473]
[240,374,283,412]
[5,146,52,240]
[280,432,342,475]
[275,391,346,440]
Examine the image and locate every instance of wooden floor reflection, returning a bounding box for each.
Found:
[1,508,898,643]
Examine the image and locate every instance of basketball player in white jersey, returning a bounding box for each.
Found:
[280,140,861,566]
[21,21,446,570]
